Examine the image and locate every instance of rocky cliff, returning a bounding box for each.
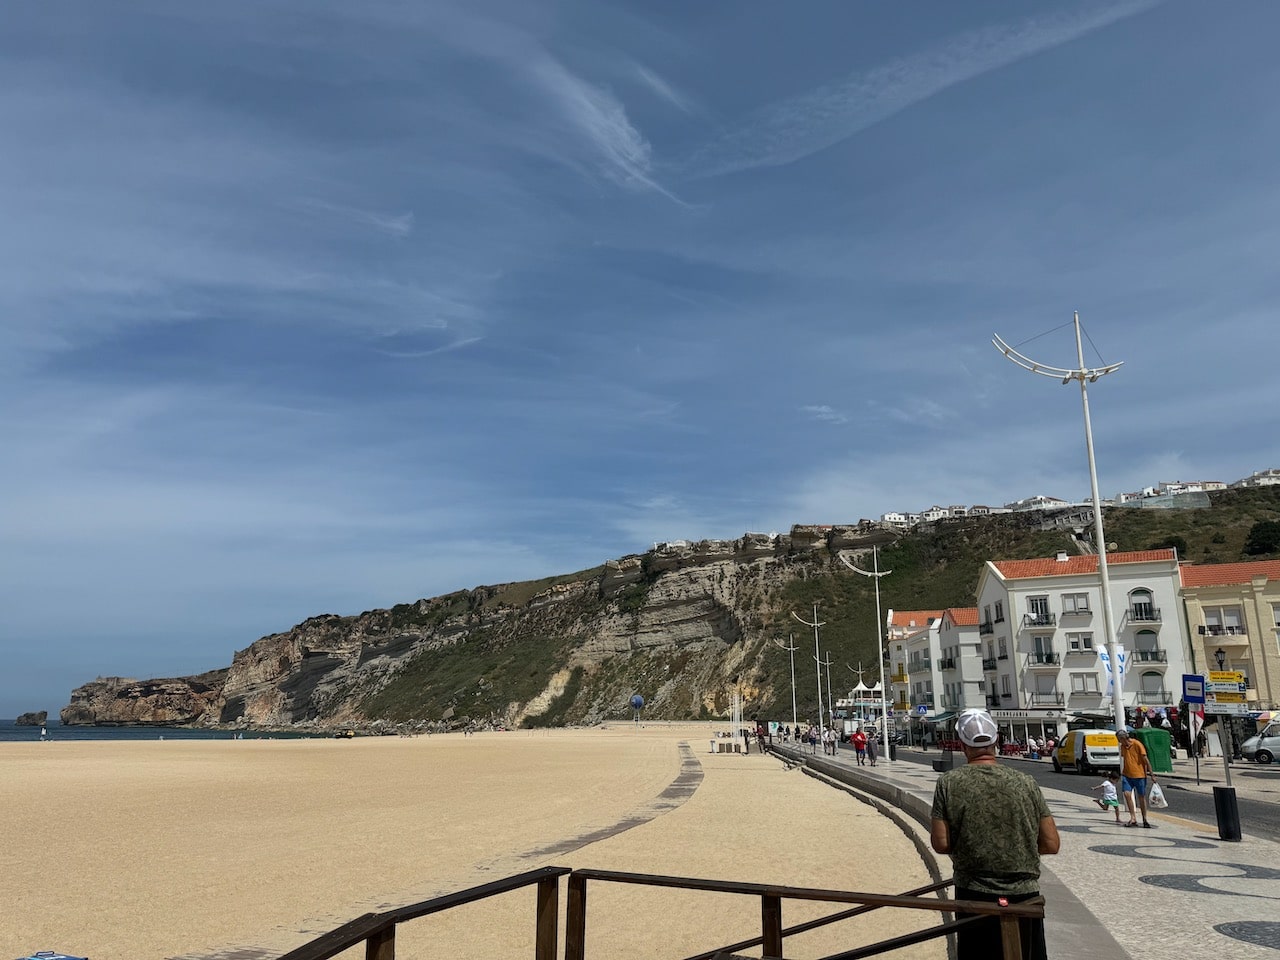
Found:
[15,711,48,726]
[61,522,901,729]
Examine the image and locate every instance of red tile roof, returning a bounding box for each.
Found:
[889,610,943,628]
[991,550,1177,580]
[944,607,980,626]
[1180,560,1280,588]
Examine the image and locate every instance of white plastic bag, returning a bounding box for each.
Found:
[1148,781,1168,809]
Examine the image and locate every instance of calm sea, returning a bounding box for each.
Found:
[0,719,315,743]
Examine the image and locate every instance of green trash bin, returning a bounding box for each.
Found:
[1131,727,1173,773]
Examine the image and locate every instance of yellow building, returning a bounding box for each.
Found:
[1179,560,1280,709]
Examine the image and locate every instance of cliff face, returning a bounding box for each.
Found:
[61,524,897,728]
[61,671,229,726]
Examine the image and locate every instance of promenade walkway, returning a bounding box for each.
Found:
[778,743,1280,960]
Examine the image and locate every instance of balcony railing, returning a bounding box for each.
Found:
[982,658,998,671]
[1133,649,1168,663]
[938,657,957,671]
[1029,692,1065,706]
[911,693,935,706]
[1026,652,1061,667]
[994,612,1006,624]
[909,660,932,674]
[997,653,1010,661]
[1140,688,1172,703]
[986,695,1000,707]
[979,621,995,636]
[1021,613,1057,629]
[1203,624,1247,637]
[890,671,909,684]
[893,699,910,711]
[1129,605,1161,623]
[1061,606,1091,617]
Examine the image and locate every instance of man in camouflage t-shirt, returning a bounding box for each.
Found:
[931,709,1060,959]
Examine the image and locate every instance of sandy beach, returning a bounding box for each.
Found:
[4,724,943,959]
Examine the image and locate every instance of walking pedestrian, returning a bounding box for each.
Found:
[852,728,868,766]
[930,709,1059,960]
[1116,729,1157,828]
[866,733,878,767]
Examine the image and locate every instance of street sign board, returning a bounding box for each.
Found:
[1209,670,1246,686]
[1182,674,1205,704]
[915,704,928,715]
[1206,701,1250,716]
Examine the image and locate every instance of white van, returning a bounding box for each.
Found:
[1053,729,1121,775]
[1242,722,1280,763]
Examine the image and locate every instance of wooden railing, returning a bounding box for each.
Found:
[276,865,1043,960]
[564,868,1043,960]
[276,865,570,960]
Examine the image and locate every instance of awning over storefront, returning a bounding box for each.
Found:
[925,711,956,724]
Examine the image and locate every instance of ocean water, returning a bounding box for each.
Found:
[0,719,314,742]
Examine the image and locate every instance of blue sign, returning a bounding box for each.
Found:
[915,704,928,715]
[1182,674,1205,704]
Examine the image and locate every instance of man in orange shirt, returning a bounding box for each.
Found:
[1116,729,1156,827]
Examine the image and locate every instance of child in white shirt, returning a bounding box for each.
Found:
[1091,772,1122,823]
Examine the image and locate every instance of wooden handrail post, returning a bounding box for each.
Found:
[761,894,783,959]
[998,913,1022,960]
[365,925,395,960]
[564,873,588,960]
[535,875,559,960]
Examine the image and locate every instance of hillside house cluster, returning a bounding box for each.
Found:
[880,468,1278,528]
[878,552,1280,744]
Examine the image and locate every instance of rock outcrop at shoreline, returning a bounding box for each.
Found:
[15,710,48,726]
[61,671,229,726]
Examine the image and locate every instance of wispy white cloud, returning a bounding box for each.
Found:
[684,1,1164,178]
[288,198,416,237]
[802,404,848,425]
[633,64,697,115]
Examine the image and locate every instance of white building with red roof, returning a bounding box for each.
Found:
[974,548,1189,738]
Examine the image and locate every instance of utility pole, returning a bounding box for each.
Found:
[818,651,835,728]
[792,604,826,735]
[841,546,893,762]
[773,634,800,731]
[994,313,1126,733]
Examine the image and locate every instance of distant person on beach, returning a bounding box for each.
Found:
[1091,772,1122,823]
[931,709,1059,960]
[1116,729,1156,828]
[851,728,867,765]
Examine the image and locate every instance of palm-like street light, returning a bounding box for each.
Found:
[773,634,800,730]
[791,604,826,735]
[993,312,1125,733]
[840,546,892,762]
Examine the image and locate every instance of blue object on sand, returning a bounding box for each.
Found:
[16,952,88,960]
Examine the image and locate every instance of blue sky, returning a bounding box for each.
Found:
[4,1,1279,718]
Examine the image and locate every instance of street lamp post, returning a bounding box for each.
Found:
[792,604,826,737]
[819,651,835,729]
[840,545,893,763]
[994,313,1127,733]
[773,634,800,731]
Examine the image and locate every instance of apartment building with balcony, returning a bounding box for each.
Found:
[1179,560,1280,710]
[885,609,942,720]
[974,549,1190,731]
[936,607,986,718]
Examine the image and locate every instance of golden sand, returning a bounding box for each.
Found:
[3,724,943,960]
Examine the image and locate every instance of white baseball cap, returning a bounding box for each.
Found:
[956,709,999,747]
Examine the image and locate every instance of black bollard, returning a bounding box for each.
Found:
[1213,786,1241,841]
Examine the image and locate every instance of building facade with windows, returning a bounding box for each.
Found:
[885,609,942,725]
[1179,560,1280,710]
[974,549,1190,734]
[936,607,985,717]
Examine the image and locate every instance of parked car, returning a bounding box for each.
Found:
[1053,729,1121,775]
[1241,722,1280,763]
